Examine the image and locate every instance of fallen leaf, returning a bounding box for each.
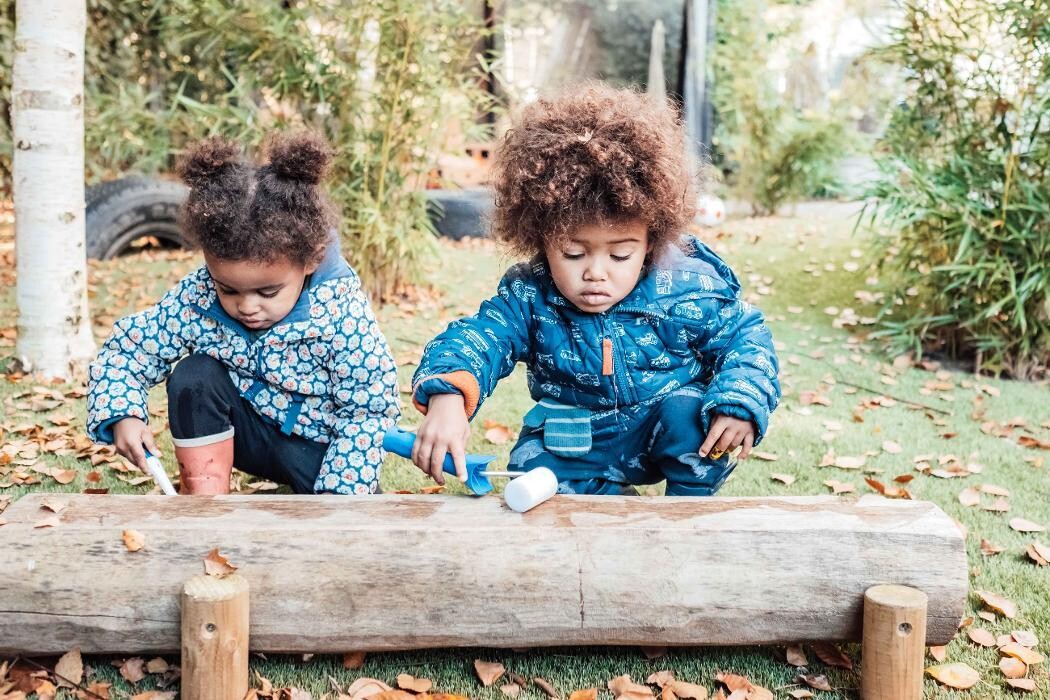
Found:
[474,660,506,687]
[785,644,809,667]
[882,441,902,454]
[928,645,948,662]
[1010,518,1046,533]
[55,647,83,688]
[483,422,513,445]
[1012,630,1039,647]
[1005,678,1037,692]
[958,487,980,507]
[608,674,653,700]
[396,674,432,694]
[1027,541,1050,566]
[811,642,853,669]
[967,628,996,647]
[646,672,675,688]
[666,681,706,700]
[203,548,238,577]
[145,657,169,674]
[34,679,58,699]
[750,451,779,461]
[787,691,813,699]
[823,479,855,494]
[39,496,67,513]
[500,684,521,698]
[51,468,78,484]
[980,538,1006,556]
[796,674,832,692]
[123,529,145,552]
[1000,642,1044,665]
[770,473,795,485]
[925,662,980,689]
[999,657,1027,679]
[33,514,62,528]
[120,657,146,683]
[345,677,392,700]
[130,690,176,700]
[371,689,418,700]
[342,651,367,669]
[832,455,865,470]
[978,590,1018,618]
[568,689,598,700]
[534,677,559,699]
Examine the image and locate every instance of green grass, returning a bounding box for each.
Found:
[1,204,1048,698]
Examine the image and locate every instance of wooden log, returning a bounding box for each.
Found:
[182,574,250,700]
[861,585,926,700]
[0,493,967,654]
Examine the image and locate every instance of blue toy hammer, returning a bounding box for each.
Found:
[382,426,521,495]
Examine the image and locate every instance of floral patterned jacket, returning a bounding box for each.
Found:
[86,242,401,494]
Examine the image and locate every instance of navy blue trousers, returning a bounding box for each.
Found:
[167,354,326,494]
[507,385,736,495]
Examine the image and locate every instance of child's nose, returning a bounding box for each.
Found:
[583,262,606,280]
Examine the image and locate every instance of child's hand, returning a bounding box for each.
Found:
[112,417,161,472]
[411,393,471,485]
[699,414,755,460]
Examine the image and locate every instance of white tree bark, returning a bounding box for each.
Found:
[12,0,94,378]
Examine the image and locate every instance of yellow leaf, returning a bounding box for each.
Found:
[122,529,145,552]
[396,674,432,694]
[1000,642,1043,665]
[925,663,980,689]
[978,590,1018,618]
[474,660,505,687]
[203,548,237,577]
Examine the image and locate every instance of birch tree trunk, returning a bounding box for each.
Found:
[12,0,94,378]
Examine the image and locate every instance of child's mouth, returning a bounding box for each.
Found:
[579,291,610,306]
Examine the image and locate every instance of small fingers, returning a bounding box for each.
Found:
[714,428,739,457]
[739,433,754,460]
[428,443,449,486]
[449,443,468,483]
[699,425,723,457]
[142,428,161,458]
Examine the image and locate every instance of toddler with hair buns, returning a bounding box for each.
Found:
[87,133,400,495]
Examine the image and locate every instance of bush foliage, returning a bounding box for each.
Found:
[1,0,492,299]
[862,1,1050,378]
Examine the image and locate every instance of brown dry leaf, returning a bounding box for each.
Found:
[981,538,1006,556]
[724,692,746,700]
[928,646,948,662]
[533,677,559,699]
[345,677,392,700]
[120,657,146,683]
[770,473,795,486]
[39,496,67,513]
[342,651,367,669]
[54,647,83,688]
[500,684,521,698]
[978,590,1018,618]
[203,548,238,577]
[420,485,445,495]
[882,441,902,454]
[967,628,997,647]
[33,514,62,528]
[796,674,832,692]
[483,421,513,445]
[396,674,432,694]
[999,657,1027,679]
[568,689,598,700]
[370,691,417,700]
[750,451,778,461]
[607,674,654,700]
[893,474,915,484]
[925,662,980,689]
[145,657,169,674]
[1012,630,1039,647]
[34,679,58,699]
[958,487,980,507]
[646,672,675,688]
[1005,678,1037,692]
[811,642,853,670]
[666,681,706,700]
[785,644,809,667]
[787,691,813,699]
[1000,642,1044,665]
[823,479,855,494]
[122,529,145,552]
[832,455,865,470]
[474,660,506,687]
[80,683,115,700]
[51,468,78,485]
[1010,517,1046,533]
[978,611,998,623]
[1027,541,1050,566]
[713,673,751,694]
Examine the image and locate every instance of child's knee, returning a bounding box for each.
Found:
[168,353,228,395]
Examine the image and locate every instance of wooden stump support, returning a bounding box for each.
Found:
[181,573,250,700]
[861,584,927,700]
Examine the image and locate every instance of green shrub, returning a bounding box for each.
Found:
[0,0,493,300]
[711,0,855,215]
[861,1,1050,378]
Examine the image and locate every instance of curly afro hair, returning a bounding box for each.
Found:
[492,82,696,259]
[176,132,336,267]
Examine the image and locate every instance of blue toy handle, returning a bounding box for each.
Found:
[382,426,496,495]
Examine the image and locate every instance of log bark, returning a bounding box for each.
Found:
[0,493,967,654]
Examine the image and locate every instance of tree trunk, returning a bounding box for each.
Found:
[12,0,94,378]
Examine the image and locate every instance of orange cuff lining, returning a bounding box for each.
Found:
[412,370,481,418]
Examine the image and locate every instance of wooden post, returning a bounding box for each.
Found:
[181,574,249,700]
[861,584,927,700]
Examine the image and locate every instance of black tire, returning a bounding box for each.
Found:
[85,175,190,259]
[424,188,494,240]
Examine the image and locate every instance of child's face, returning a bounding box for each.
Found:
[205,254,318,330]
[545,220,649,313]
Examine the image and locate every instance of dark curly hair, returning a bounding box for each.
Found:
[176,132,336,267]
[492,82,696,259]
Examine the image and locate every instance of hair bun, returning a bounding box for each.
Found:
[177,137,242,187]
[267,132,332,185]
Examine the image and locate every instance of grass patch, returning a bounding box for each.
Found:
[1,204,1048,698]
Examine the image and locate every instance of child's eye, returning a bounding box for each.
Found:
[562,252,585,260]
[217,287,237,296]
[259,290,280,299]
[611,254,633,262]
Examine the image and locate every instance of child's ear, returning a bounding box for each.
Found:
[304,260,321,275]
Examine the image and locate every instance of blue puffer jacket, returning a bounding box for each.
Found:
[413,237,780,442]
[87,241,401,494]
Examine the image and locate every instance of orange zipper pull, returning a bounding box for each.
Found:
[602,338,614,376]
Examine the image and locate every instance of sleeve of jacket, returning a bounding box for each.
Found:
[411,264,533,420]
[313,285,402,495]
[683,296,781,444]
[86,274,198,444]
